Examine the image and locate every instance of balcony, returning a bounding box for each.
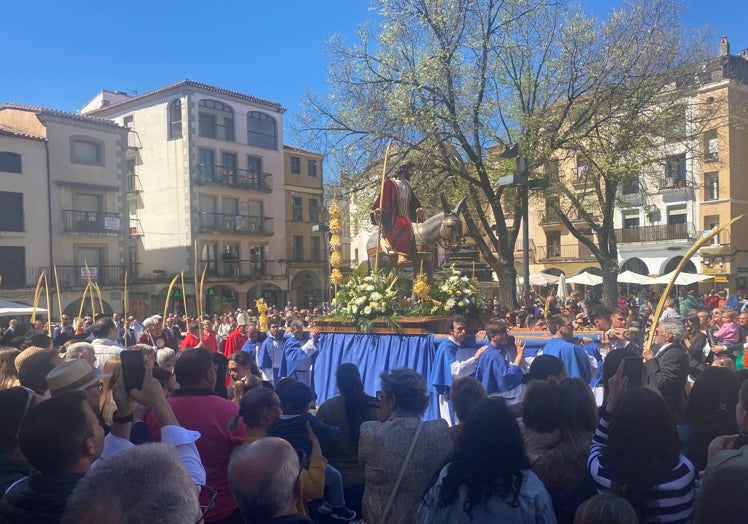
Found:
[129,219,144,237]
[0,213,24,232]
[197,212,274,236]
[2,265,128,290]
[198,259,286,279]
[614,222,695,243]
[127,174,143,193]
[536,244,597,262]
[195,164,272,192]
[539,208,599,226]
[62,211,122,235]
[288,249,326,264]
[198,121,234,141]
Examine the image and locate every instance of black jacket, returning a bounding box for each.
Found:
[0,472,84,524]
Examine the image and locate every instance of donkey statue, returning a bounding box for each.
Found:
[367,195,466,278]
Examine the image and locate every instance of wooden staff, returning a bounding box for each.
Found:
[198,265,207,322]
[374,141,393,275]
[194,241,201,338]
[646,215,744,351]
[84,261,95,318]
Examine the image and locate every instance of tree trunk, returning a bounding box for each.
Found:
[495,263,518,310]
[600,259,619,309]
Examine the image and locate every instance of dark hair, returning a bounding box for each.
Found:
[279,382,313,415]
[446,315,466,333]
[683,367,739,471]
[601,347,637,399]
[18,350,58,394]
[0,346,20,389]
[232,387,280,429]
[602,387,682,520]
[558,378,598,456]
[449,377,486,422]
[380,367,429,416]
[484,319,507,340]
[548,314,569,335]
[173,347,213,387]
[0,387,36,453]
[230,351,262,378]
[522,380,561,433]
[22,333,52,351]
[92,317,115,339]
[19,391,91,474]
[524,354,566,383]
[430,398,530,515]
[587,304,612,323]
[336,363,370,447]
[685,314,701,337]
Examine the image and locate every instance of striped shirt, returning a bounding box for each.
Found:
[588,408,695,523]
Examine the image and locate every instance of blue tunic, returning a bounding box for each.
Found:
[542,337,592,383]
[474,345,524,396]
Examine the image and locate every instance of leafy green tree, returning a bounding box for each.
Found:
[298,0,705,307]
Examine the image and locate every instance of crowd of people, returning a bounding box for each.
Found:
[0,285,748,523]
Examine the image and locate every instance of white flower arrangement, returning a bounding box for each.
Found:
[332,274,400,329]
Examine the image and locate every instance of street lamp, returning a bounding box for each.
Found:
[498,144,549,301]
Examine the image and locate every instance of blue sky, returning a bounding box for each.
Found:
[1,0,745,147]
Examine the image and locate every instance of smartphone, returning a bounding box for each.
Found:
[120,349,145,393]
[621,356,643,388]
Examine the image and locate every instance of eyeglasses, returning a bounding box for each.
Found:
[195,485,218,524]
[376,391,389,401]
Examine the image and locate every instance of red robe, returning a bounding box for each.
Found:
[223,328,247,359]
[371,178,422,254]
[179,333,201,350]
[202,330,219,353]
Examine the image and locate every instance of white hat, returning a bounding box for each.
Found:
[46,360,110,397]
[236,311,250,326]
[143,317,155,327]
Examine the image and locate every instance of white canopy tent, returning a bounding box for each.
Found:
[566,271,603,286]
[649,271,713,286]
[0,300,48,316]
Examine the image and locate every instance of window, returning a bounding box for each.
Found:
[311,237,322,262]
[664,154,686,188]
[249,245,265,274]
[307,160,317,177]
[291,156,301,174]
[706,173,719,201]
[622,211,640,229]
[123,115,134,128]
[704,130,718,160]
[575,155,588,181]
[546,231,561,257]
[168,100,182,139]
[704,216,720,245]
[198,148,215,181]
[543,196,560,223]
[309,198,319,223]
[201,243,217,274]
[293,236,304,261]
[0,247,25,288]
[221,152,237,184]
[666,104,687,141]
[0,152,22,173]
[292,197,303,221]
[199,100,234,141]
[622,174,639,195]
[545,159,559,180]
[0,192,23,232]
[667,205,687,225]
[72,138,103,164]
[247,111,277,150]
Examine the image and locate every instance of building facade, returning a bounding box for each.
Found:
[82,80,289,316]
[0,104,129,317]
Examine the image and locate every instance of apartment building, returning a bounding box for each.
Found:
[284,145,326,306]
[0,104,129,316]
[81,80,288,315]
[526,38,748,291]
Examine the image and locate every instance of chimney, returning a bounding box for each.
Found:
[720,36,730,57]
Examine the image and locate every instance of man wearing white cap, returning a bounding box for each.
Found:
[223,311,250,359]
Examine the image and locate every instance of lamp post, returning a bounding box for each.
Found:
[498,144,549,302]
